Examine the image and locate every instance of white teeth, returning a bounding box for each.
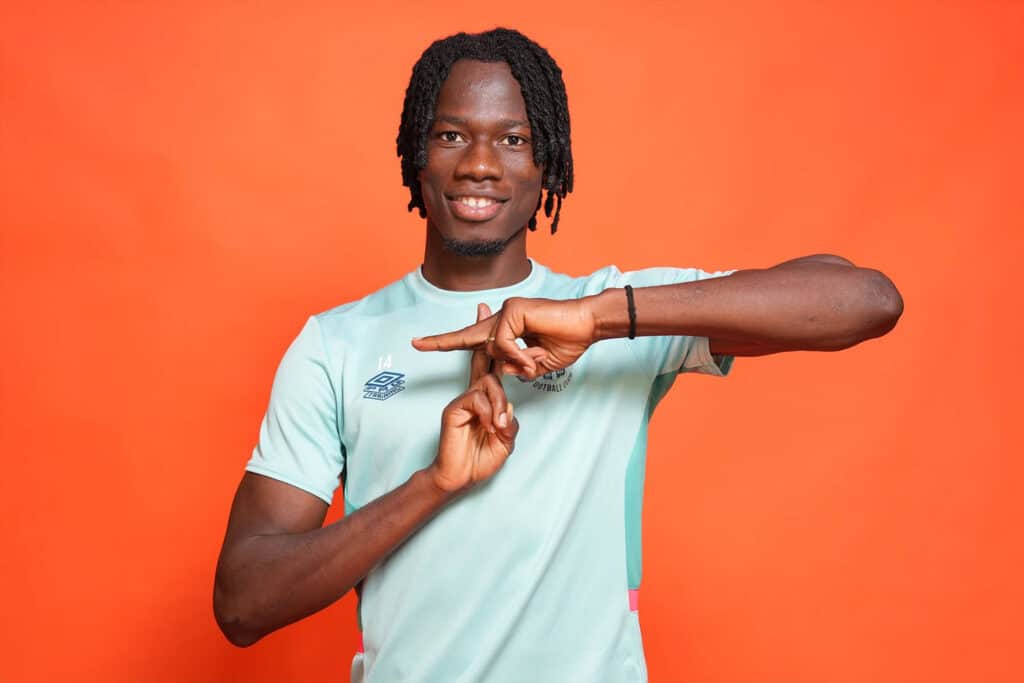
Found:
[457,196,496,208]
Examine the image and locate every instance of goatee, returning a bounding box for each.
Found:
[441,224,528,257]
[441,236,509,257]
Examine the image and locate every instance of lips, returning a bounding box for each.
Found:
[446,194,507,222]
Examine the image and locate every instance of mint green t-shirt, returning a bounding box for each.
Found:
[246,260,733,683]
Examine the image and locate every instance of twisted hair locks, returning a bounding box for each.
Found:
[396,28,574,234]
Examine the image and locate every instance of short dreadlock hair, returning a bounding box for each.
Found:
[397,27,574,234]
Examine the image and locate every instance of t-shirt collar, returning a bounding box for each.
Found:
[406,257,547,305]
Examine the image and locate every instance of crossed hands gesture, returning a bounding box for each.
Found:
[425,297,600,494]
[413,296,599,380]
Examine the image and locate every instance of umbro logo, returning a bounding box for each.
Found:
[363,371,406,401]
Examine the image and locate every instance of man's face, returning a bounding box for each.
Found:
[418,59,543,256]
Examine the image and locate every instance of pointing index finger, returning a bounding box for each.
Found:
[412,317,493,352]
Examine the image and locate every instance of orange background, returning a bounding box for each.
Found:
[2,2,1021,681]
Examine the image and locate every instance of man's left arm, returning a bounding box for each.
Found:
[412,253,903,375]
[590,253,903,357]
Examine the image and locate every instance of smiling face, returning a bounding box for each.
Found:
[418,59,543,256]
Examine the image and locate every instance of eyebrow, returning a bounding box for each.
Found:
[434,115,530,128]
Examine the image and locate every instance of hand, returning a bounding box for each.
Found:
[428,304,520,494]
[412,296,597,380]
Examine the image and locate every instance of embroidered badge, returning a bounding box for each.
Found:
[363,371,406,401]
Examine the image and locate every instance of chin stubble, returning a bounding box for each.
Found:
[441,236,509,257]
[441,223,528,257]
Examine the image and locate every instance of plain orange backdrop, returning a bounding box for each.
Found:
[1,1,1022,682]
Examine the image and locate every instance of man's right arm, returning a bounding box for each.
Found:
[215,303,516,647]
[213,468,455,647]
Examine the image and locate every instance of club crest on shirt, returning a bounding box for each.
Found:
[517,367,573,393]
[363,371,406,401]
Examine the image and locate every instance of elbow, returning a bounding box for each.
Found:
[861,269,904,338]
[221,627,260,649]
[219,623,261,649]
[213,581,264,648]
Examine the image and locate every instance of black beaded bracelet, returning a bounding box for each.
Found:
[624,284,637,339]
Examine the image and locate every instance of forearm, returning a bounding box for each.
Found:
[214,468,454,647]
[590,259,903,353]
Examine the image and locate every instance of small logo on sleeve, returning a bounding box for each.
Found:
[363,371,406,401]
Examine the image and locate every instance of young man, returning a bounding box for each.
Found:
[214,28,902,682]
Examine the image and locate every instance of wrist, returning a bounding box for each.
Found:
[419,465,466,502]
[587,287,632,342]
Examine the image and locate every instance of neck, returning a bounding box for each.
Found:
[421,223,532,291]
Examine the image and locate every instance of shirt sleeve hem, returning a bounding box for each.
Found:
[681,335,734,377]
[244,463,336,505]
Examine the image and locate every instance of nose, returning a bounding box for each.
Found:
[454,139,502,182]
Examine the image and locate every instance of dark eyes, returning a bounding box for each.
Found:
[435,131,529,146]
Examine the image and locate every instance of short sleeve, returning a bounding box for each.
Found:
[245,316,345,504]
[615,266,736,378]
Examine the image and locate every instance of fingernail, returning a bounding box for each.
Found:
[498,413,508,428]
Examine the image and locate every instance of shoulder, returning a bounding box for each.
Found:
[314,270,421,339]
[533,263,624,299]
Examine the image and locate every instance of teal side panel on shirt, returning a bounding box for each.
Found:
[624,372,679,590]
